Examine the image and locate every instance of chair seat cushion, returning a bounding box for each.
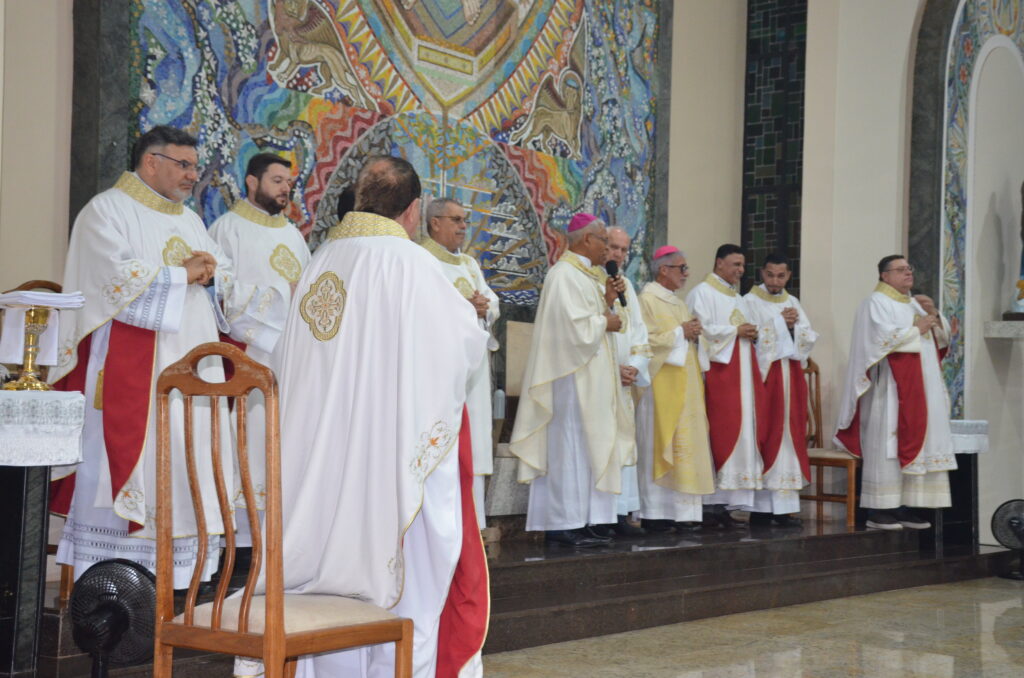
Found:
[807,447,858,461]
[175,594,397,634]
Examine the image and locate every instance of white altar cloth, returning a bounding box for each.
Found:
[0,390,84,466]
[949,419,988,455]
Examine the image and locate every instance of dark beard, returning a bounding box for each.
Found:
[253,189,286,215]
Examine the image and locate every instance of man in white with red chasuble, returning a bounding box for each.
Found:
[209,152,309,546]
[510,213,632,548]
[743,253,818,527]
[237,156,490,678]
[49,126,267,586]
[833,255,956,530]
[685,244,765,528]
[421,197,500,530]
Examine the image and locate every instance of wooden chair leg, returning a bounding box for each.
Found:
[152,643,174,678]
[285,658,298,678]
[59,564,73,608]
[845,461,857,527]
[395,619,414,678]
[816,463,824,524]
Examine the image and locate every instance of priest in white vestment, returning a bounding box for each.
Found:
[421,197,499,530]
[236,157,490,678]
[636,246,716,528]
[744,253,818,526]
[209,152,309,546]
[510,213,633,547]
[685,244,765,528]
[597,227,651,537]
[834,255,956,530]
[50,126,275,587]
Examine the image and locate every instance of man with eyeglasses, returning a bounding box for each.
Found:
[421,197,500,529]
[50,125,240,587]
[635,246,716,531]
[685,244,765,529]
[743,252,818,527]
[510,213,633,548]
[834,255,956,530]
[208,152,310,547]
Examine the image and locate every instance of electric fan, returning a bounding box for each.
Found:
[70,559,156,678]
[990,499,1024,580]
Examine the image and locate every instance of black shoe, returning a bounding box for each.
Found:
[894,507,931,529]
[865,510,903,531]
[673,521,702,532]
[748,511,773,526]
[640,518,674,533]
[712,507,746,529]
[588,523,615,538]
[544,529,609,548]
[615,515,646,537]
[772,514,803,528]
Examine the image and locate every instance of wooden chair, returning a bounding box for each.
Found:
[800,358,860,527]
[2,280,73,607]
[153,342,413,678]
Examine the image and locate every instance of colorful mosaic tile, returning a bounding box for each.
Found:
[129,0,663,304]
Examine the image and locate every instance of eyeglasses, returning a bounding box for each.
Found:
[150,152,200,173]
[665,264,689,273]
[885,265,914,273]
[437,215,467,225]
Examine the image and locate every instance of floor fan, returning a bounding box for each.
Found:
[70,559,156,678]
[990,499,1024,580]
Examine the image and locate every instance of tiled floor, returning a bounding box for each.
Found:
[481,577,1024,677]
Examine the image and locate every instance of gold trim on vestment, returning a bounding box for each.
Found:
[874,281,911,303]
[453,277,475,299]
[231,199,287,228]
[422,236,465,265]
[299,271,346,341]
[560,251,608,284]
[750,285,790,303]
[162,236,193,266]
[326,212,409,241]
[269,244,302,283]
[704,273,738,297]
[113,172,184,215]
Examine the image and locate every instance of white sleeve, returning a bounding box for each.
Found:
[114,266,187,333]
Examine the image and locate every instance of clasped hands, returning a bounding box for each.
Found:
[913,294,940,334]
[184,251,217,285]
[468,291,490,319]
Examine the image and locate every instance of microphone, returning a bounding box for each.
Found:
[605,260,627,307]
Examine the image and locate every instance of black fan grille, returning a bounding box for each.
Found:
[70,559,156,665]
[991,499,1024,551]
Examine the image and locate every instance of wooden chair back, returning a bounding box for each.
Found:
[3,280,63,294]
[154,341,283,639]
[803,358,824,448]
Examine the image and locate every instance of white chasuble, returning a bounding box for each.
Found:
[257,212,488,678]
[834,283,956,509]
[209,200,310,543]
[686,274,761,507]
[51,172,235,588]
[421,237,500,529]
[612,276,651,516]
[636,282,715,522]
[510,251,633,531]
[744,284,818,492]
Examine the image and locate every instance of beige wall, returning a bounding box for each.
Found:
[0,0,73,292]
[801,0,925,435]
[665,0,746,276]
[964,44,1024,545]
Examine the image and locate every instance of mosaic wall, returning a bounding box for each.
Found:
[129,0,663,305]
[740,0,806,295]
[940,0,1024,416]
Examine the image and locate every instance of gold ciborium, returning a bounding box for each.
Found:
[3,306,52,391]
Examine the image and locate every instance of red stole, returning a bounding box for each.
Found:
[761,359,810,482]
[704,343,767,471]
[50,321,157,531]
[435,406,489,677]
[834,353,928,468]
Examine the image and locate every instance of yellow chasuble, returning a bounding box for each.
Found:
[638,282,715,495]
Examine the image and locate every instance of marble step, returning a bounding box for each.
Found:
[484,544,1013,653]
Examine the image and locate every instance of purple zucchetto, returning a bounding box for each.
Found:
[567,213,598,233]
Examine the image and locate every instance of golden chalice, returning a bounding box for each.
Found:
[3,306,52,391]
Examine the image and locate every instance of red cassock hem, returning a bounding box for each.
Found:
[705,344,765,471]
[761,359,810,482]
[435,405,489,677]
[50,336,92,515]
